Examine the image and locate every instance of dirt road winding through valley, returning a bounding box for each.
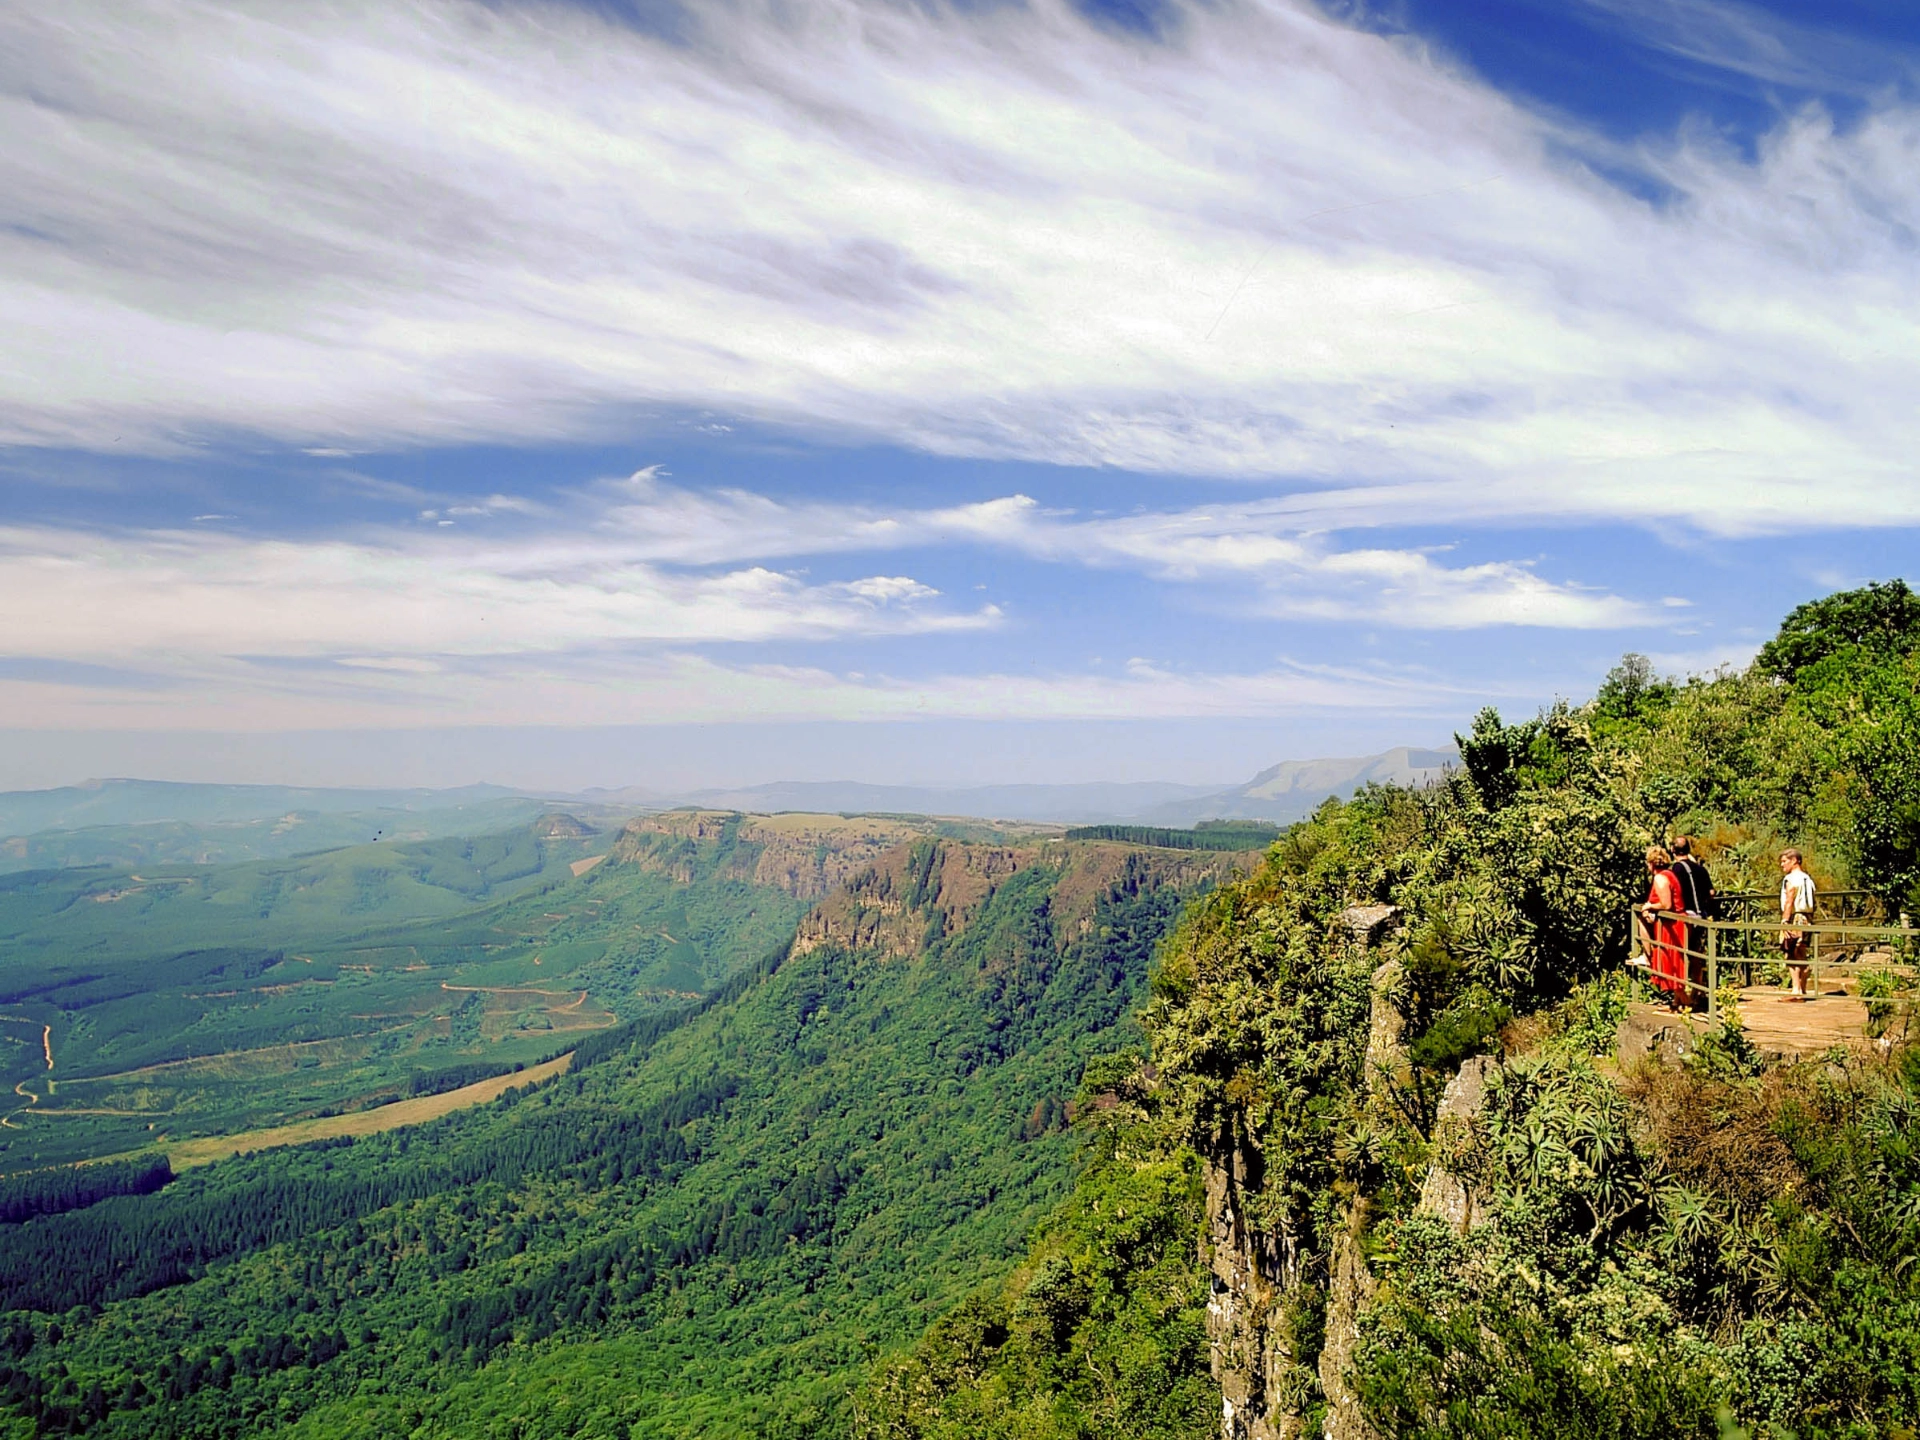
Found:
[0,1018,52,1129]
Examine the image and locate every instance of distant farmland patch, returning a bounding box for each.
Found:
[166,1052,573,1169]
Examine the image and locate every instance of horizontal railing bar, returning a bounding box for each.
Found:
[1717,889,1876,900]
[1623,962,1710,995]
[1640,910,1916,939]
[1646,944,1916,971]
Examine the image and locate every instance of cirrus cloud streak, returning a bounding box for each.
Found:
[0,523,993,663]
[1,0,1917,534]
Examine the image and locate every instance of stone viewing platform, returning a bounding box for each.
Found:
[1619,980,1887,1065]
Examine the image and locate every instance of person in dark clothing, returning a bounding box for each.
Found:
[1669,836,1718,917]
[1669,836,1718,1007]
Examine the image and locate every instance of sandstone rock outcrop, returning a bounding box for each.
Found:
[1417,1055,1496,1234]
[1204,909,1405,1440]
[795,839,1237,960]
[610,810,927,900]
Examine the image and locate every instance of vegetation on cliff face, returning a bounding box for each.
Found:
[867,580,1920,1440]
[857,1052,1215,1440]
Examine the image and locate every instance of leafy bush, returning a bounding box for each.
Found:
[1549,972,1637,1058]
[1858,967,1917,1041]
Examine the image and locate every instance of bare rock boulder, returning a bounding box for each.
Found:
[1417,1055,1496,1233]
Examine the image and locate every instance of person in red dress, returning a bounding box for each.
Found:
[1639,845,1690,1010]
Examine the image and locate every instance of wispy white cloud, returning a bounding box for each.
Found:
[1565,0,1916,94]
[0,523,994,663]
[0,461,1630,725]
[0,645,1501,732]
[589,470,1647,628]
[2,0,1918,534]
[987,503,1646,628]
[0,469,1636,698]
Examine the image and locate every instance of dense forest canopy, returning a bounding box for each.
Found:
[1755,579,1920,685]
[0,841,1226,1437]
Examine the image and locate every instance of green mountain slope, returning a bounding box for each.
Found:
[0,816,815,1168]
[0,825,585,962]
[0,837,1238,1437]
[0,781,538,840]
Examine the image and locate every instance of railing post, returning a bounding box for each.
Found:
[1707,925,1718,1019]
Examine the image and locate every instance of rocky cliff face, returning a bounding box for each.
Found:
[1201,907,1415,1440]
[793,837,1026,958]
[794,838,1239,960]
[609,810,930,900]
[1200,896,1511,1440]
[1203,1130,1315,1440]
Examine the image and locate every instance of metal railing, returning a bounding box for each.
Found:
[1626,903,1919,1020]
[1696,891,1884,967]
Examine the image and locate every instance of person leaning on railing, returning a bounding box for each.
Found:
[1639,846,1691,1013]
[1669,835,1717,1010]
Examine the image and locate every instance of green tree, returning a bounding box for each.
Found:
[1831,652,1920,912]
[1756,579,1920,683]
[1593,653,1676,726]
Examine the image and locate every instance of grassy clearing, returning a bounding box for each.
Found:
[165,1053,573,1169]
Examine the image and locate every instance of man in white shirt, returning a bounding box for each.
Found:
[1779,849,1817,1000]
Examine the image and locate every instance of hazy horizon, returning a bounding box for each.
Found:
[0,719,1461,796]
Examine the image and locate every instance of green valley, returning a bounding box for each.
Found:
[0,833,1238,1437]
[0,810,970,1169]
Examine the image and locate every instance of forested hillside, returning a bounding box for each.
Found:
[0,816,810,1169]
[866,580,1920,1440]
[0,836,1239,1436]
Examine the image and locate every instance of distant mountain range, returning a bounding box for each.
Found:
[0,778,528,838]
[0,746,1457,846]
[609,778,1226,824]
[618,745,1457,824]
[1144,745,1459,825]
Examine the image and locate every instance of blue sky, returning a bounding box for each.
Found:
[2,0,1917,791]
